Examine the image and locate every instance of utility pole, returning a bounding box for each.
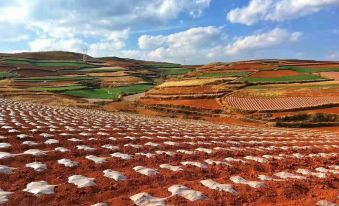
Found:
[82,47,88,63]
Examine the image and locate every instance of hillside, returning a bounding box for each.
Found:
[1,51,338,130]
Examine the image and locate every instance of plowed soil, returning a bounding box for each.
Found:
[250,70,302,78]
[0,98,338,206]
[140,98,223,110]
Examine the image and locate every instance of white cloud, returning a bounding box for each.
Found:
[226,28,302,55]
[227,0,339,25]
[114,27,301,64]
[29,38,86,53]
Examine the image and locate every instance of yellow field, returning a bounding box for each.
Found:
[157,77,235,88]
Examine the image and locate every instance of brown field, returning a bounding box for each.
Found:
[148,84,230,95]
[100,76,146,87]
[250,70,302,78]
[88,71,129,77]
[319,72,339,80]
[140,98,223,110]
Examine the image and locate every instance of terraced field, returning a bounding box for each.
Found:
[0,99,338,205]
[223,96,339,112]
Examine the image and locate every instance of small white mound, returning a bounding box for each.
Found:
[230,176,264,188]
[144,142,160,147]
[101,144,119,150]
[274,172,306,180]
[296,169,326,178]
[86,155,107,164]
[130,192,166,206]
[224,157,246,163]
[58,159,78,167]
[133,166,158,176]
[316,200,337,206]
[135,153,155,158]
[22,141,39,146]
[196,148,213,154]
[181,161,207,168]
[244,156,268,163]
[164,141,178,146]
[25,162,47,172]
[168,185,207,201]
[200,179,238,195]
[103,169,126,181]
[54,147,70,153]
[17,134,28,139]
[0,143,11,149]
[0,188,13,204]
[258,175,273,181]
[155,151,176,156]
[111,152,132,160]
[91,203,108,206]
[0,136,7,140]
[23,149,47,156]
[124,144,143,149]
[176,149,195,155]
[23,181,56,196]
[0,165,16,174]
[160,164,183,172]
[68,138,83,142]
[44,139,59,144]
[205,159,230,166]
[68,175,96,188]
[76,145,96,151]
[0,152,14,160]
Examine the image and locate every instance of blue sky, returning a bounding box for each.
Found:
[0,0,338,64]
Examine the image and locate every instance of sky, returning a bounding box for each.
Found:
[0,0,339,64]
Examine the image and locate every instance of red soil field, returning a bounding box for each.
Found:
[250,70,302,78]
[140,98,223,110]
[0,98,338,206]
[148,85,227,95]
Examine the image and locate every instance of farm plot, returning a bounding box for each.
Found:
[0,98,338,205]
[223,96,339,112]
[157,78,234,88]
[62,84,154,100]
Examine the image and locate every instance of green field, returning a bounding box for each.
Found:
[62,84,154,100]
[198,72,251,78]
[143,63,181,68]
[157,68,192,76]
[63,68,124,73]
[15,76,94,82]
[28,85,87,92]
[0,72,17,79]
[1,58,95,68]
[241,74,327,83]
[278,66,339,73]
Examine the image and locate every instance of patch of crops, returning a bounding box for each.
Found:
[143,63,181,68]
[0,72,17,79]
[240,74,326,83]
[278,66,339,73]
[15,76,94,82]
[28,85,87,92]
[157,68,192,76]
[1,58,95,68]
[62,84,154,100]
[198,72,251,78]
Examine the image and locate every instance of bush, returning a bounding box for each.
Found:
[79,78,101,88]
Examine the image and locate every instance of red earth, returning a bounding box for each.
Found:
[250,70,302,78]
[0,98,338,206]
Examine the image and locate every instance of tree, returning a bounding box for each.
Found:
[79,78,101,89]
